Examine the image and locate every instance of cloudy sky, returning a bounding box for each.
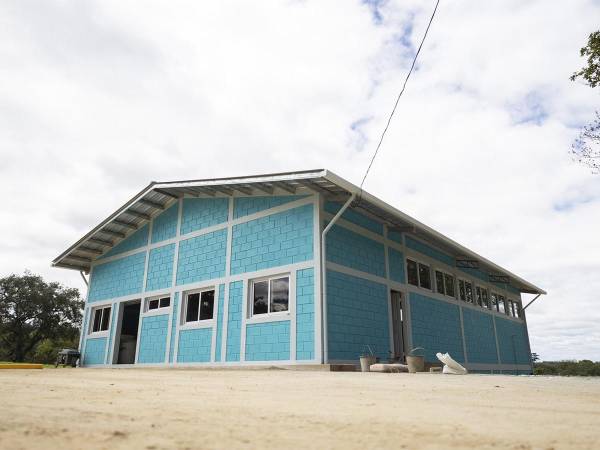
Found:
[1,0,599,361]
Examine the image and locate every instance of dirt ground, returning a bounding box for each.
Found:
[0,369,599,450]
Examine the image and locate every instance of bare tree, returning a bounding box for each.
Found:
[571,31,600,173]
[571,112,600,173]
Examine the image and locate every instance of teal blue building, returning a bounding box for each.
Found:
[53,169,545,373]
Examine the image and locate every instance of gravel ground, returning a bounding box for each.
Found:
[0,368,599,449]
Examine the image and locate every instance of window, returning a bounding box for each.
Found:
[418,263,431,290]
[513,301,521,318]
[90,306,111,333]
[498,295,506,314]
[491,293,498,311]
[184,289,215,323]
[407,259,419,286]
[458,279,473,303]
[435,270,455,298]
[407,259,431,290]
[146,296,170,312]
[250,276,290,316]
[475,286,489,308]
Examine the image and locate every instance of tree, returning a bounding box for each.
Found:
[0,272,83,362]
[571,31,600,173]
[571,31,600,88]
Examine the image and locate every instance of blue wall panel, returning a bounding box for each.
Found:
[180,198,229,235]
[388,248,405,283]
[230,204,313,275]
[326,224,385,277]
[145,243,175,291]
[177,328,212,363]
[296,268,315,360]
[405,236,455,267]
[409,293,465,363]
[137,314,169,363]
[494,317,530,365]
[245,321,291,361]
[327,270,389,361]
[175,228,227,285]
[234,195,306,219]
[215,284,225,362]
[226,281,243,361]
[151,203,179,244]
[83,337,106,365]
[324,202,384,235]
[88,252,146,302]
[101,224,149,259]
[462,307,499,364]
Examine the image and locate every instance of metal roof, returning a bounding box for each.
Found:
[52,169,546,295]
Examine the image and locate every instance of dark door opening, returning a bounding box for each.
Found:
[390,290,406,362]
[116,301,141,364]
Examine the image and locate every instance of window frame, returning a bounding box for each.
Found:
[248,273,291,320]
[475,285,490,309]
[435,269,455,298]
[406,257,432,291]
[180,287,216,329]
[144,294,171,314]
[89,305,112,336]
[457,278,474,304]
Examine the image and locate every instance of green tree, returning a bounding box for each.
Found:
[571,31,600,173]
[0,272,83,362]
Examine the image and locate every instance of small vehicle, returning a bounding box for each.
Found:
[55,348,80,368]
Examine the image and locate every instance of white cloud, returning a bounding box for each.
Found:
[1,0,599,360]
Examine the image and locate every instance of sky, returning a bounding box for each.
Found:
[1,0,599,361]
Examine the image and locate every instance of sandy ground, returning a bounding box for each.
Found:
[0,369,599,450]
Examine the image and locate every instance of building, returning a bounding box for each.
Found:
[53,169,545,373]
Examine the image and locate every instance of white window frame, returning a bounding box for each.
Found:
[248,273,291,319]
[180,287,216,330]
[406,257,432,291]
[457,278,474,304]
[434,268,455,298]
[143,294,171,315]
[475,285,490,309]
[88,305,111,337]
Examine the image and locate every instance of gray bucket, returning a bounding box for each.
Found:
[359,355,377,372]
[406,355,425,373]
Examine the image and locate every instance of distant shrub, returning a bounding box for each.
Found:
[534,360,600,376]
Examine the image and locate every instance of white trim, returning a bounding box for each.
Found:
[289,271,297,361]
[133,226,152,363]
[458,306,468,363]
[220,282,230,362]
[240,279,248,362]
[313,194,323,363]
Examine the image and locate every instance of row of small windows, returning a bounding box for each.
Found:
[406,258,522,319]
[89,275,292,336]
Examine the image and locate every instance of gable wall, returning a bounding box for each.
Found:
[81,193,320,367]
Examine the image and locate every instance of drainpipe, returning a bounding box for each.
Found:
[79,271,88,287]
[523,293,541,310]
[321,193,356,364]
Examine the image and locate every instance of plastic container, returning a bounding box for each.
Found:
[406,355,425,373]
[359,355,377,372]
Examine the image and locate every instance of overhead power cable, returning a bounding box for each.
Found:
[358,0,441,199]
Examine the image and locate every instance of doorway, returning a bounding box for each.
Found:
[115,300,141,364]
[390,290,406,362]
